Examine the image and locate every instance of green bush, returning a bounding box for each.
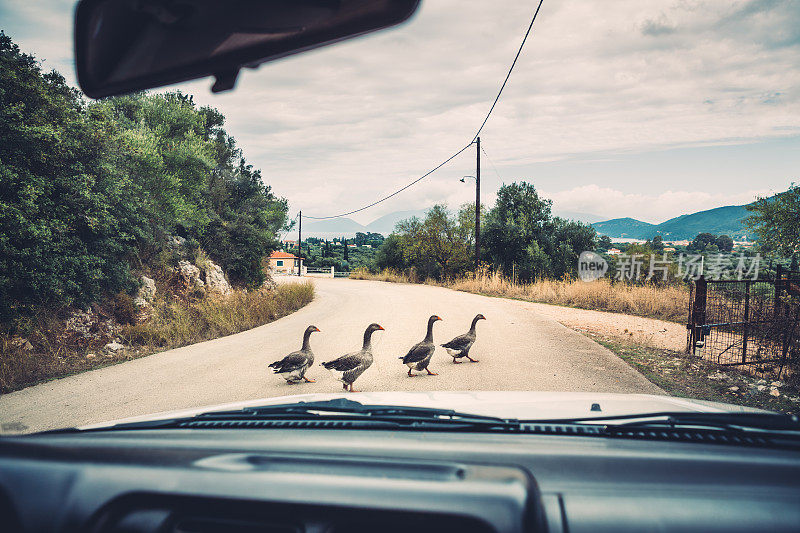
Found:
[0,32,289,327]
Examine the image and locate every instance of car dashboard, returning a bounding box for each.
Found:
[1,427,799,532]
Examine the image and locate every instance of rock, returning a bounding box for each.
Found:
[708,372,728,381]
[203,260,231,295]
[756,379,767,385]
[105,341,124,353]
[85,352,96,359]
[133,276,157,307]
[728,386,739,392]
[756,384,767,392]
[771,381,783,388]
[770,387,780,397]
[170,235,187,247]
[62,308,117,345]
[177,260,204,289]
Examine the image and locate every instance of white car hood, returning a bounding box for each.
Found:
[80,391,765,430]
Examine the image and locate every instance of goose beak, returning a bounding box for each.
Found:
[314,327,321,332]
[377,325,385,330]
[434,316,442,321]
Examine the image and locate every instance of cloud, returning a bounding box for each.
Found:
[542,184,773,224]
[3,0,800,222]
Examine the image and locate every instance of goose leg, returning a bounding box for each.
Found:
[407,368,415,377]
[452,358,462,364]
[466,356,479,363]
[303,376,316,383]
[342,382,349,391]
[348,383,359,393]
[425,368,438,376]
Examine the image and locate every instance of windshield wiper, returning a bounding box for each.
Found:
[521,411,800,434]
[95,398,520,431]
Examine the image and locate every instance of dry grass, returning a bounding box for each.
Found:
[0,282,314,393]
[352,268,689,323]
[124,283,314,347]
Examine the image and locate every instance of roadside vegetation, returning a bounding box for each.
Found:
[351,268,688,323]
[595,336,800,415]
[0,282,314,394]
[0,33,312,392]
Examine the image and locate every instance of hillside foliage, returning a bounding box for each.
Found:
[0,33,288,327]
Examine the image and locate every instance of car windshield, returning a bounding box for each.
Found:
[1,1,799,436]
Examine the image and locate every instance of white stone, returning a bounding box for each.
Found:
[770,387,780,397]
[177,260,204,288]
[105,341,124,352]
[203,261,231,295]
[134,276,157,307]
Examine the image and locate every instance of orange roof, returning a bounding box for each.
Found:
[269,251,298,259]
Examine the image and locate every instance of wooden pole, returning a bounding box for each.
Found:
[475,137,481,273]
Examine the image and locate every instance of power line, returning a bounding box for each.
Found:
[305,0,545,220]
[304,143,473,220]
[471,0,545,142]
[480,143,504,182]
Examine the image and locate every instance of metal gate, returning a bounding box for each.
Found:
[687,265,800,378]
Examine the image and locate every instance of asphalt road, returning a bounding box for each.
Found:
[0,277,663,433]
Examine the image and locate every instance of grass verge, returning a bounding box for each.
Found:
[0,282,314,394]
[350,268,688,323]
[593,334,800,415]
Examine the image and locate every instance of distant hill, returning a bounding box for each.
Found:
[301,217,366,238]
[300,209,429,238]
[592,204,755,240]
[592,217,655,239]
[365,209,427,235]
[552,210,605,224]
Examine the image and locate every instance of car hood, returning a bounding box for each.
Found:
[80,391,767,430]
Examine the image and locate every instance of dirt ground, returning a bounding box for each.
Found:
[518,301,687,351]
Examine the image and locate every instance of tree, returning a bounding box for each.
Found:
[375,234,406,271]
[688,233,717,252]
[597,235,613,251]
[746,185,800,256]
[395,205,472,280]
[651,235,665,253]
[0,32,290,326]
[715,234,734,253]
[0,32,144,321]
[482,182,596,281]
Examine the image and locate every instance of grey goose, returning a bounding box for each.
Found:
[322,323,384,392]
[268,325,320,383]
[400,315,442,376]
[441,314,485,363]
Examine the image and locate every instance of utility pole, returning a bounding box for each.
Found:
[475,137,481,273]
[297,211,302,276]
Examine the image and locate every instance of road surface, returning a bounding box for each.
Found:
[0,277,662,433]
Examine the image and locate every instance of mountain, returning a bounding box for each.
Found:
[654,205,752,240]
[591,218,655,239]
[553,210,606,224]
[300,217,366,238]
[365,209,428,235]
[592,204,755,241]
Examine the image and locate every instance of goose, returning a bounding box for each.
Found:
[322,323,384,392]
[441,314,485,363]
[400,315,442,376]
[268,325,320,383]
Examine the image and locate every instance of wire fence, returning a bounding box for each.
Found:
[687,265,800,378]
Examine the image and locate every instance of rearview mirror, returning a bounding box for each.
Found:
[74,0,421,98]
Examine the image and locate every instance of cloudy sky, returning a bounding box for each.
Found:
[2,0,799,224]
